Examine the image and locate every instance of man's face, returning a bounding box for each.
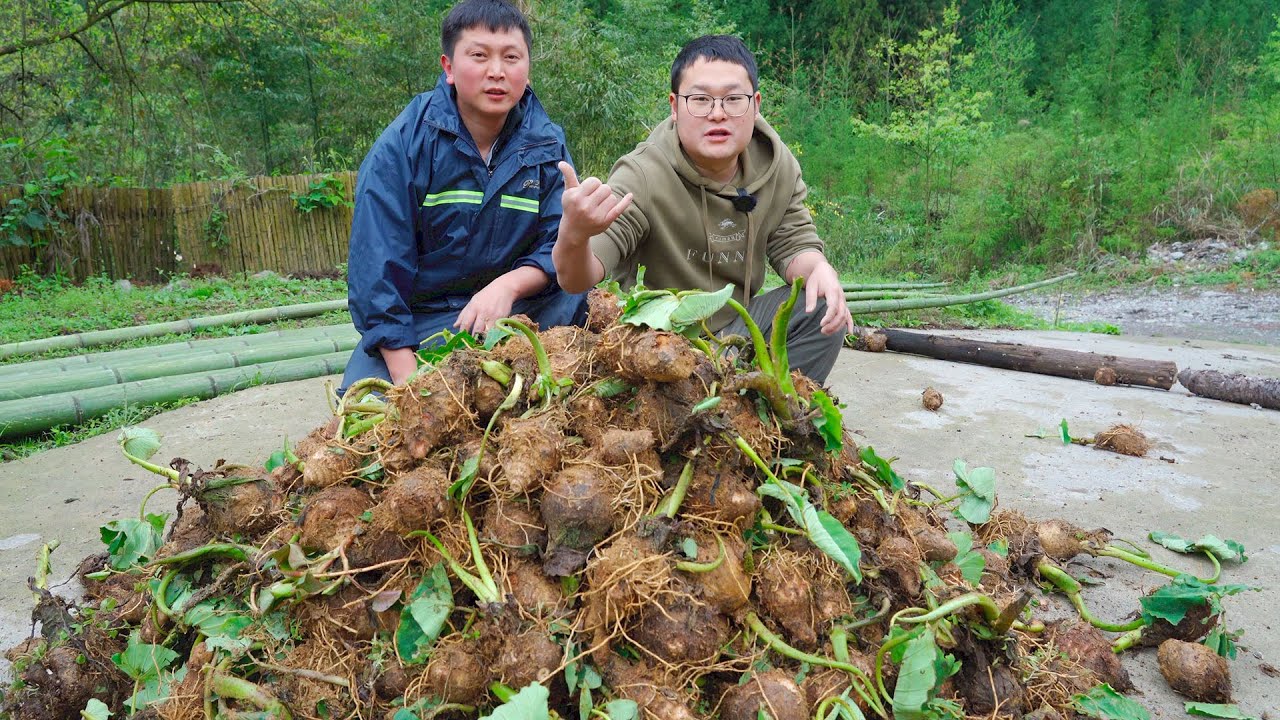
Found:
[669,58,759,173]
[441,27,530,126]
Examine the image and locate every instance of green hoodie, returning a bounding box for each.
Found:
[588,114,824,330]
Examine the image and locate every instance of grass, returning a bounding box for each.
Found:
[0,269,346,348]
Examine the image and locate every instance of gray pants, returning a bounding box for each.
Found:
[718,286,845,384]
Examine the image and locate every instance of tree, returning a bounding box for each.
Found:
[853,2,991,225]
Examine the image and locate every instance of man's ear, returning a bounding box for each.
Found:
[441,54,454,85]
[668,93,678,121]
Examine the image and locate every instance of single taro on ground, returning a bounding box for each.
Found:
[1,281,1260,720]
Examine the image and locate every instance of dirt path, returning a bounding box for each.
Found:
[1008,284,1280,346]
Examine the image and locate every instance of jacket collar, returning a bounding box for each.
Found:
[422,73,556,148]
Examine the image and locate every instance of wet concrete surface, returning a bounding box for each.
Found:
[1,331,1277,716]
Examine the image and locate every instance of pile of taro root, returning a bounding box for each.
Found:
[2,288,1250,720]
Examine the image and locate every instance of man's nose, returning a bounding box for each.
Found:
[486,58,505,78]
[707,98,729,120]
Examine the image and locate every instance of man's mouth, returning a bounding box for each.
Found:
[705,128,732,139]
[484,89,508,99]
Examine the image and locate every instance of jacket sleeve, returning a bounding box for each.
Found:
[347,128,419,355]
[511,144,571,283]
[764,152,825,276]
[586,155,651,277]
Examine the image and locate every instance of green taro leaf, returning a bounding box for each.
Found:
[448,455,481,501]
[859,446,904,490]
[126,666,186,713]
[891,628,950,720]
[184,599,254,652]
[81,698,112,720]
[680,537,699,559]
[602,699,639,720]
[480,682,550,719]
[620,294,682,331]
[119,426,163,461]
[100,513,168,570]
[669,284,733,327]
[112,632,179,682]
[804,506,863,583]
[264,448,289,472]
[810,390,845,452]
[396,563,454,664]
[947,532,987,585]
[953,460,996,524]
[1072,684,1150,720]
[419,330,480,364]
[1139,576,1257,626]
[1202,626,1242,660]
[1148,532,1247,563]
[592,378,632,398]
[1184,703,1259,720]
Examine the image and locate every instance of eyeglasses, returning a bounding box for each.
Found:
[677,93,754,118]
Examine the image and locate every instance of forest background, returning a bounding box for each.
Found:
[1,0,1278,281]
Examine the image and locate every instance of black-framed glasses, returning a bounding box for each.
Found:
[677,93,754,118]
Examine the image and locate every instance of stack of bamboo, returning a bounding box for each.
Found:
[0,300,357,440]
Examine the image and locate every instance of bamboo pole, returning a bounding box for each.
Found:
[847,274,1076,315]
[0,299,349,359]
[0,351,350,440]
[843,290,944,301]
[0,323,356,378]
[0,335,358,400]
[843,281,949,291]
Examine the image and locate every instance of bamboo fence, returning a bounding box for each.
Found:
[0,172,356,282]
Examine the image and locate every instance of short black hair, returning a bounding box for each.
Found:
[670,35,759,93]
[441,0,532,58]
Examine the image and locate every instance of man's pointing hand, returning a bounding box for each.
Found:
[558,161,632,241]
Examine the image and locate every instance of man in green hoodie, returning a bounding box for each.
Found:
[552,35,852,383]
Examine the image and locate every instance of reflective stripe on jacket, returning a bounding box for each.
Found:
[348,74,571,354]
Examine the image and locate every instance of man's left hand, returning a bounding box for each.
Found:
[456,280,517,336]
[804,261,854,335]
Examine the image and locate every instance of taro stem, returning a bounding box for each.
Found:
[209,672,293,719]
[746,611,887,718]
[725,278,804,421]
[724,299,775,378]
[1093,544,1221,584]
[767,278,803,401]
[408,510,500,605]
[496,318,569,410]
[1037,561,1146,633]
[654,459,695,519]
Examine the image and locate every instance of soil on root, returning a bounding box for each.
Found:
[370,461,449,535]
[719,669,807,720]
[1046,620,1134,691]
[541,462,618,575]
[755,547,821,651]
[1157,638,1233,703]
[1094,423,1152,457]
[197,466,284,538]
[495,409,567,494]
[680,532,751,617]
[297,485,373,553]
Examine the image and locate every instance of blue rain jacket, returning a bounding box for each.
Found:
[348,74,572,356]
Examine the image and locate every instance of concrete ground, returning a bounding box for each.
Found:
[1,330,1276,716]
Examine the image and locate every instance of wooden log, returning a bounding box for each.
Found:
[1177,369,1280,410]
[853,328,1178,390]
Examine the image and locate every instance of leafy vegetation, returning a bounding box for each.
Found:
[0,269,346,352]
[2,0,1277,280]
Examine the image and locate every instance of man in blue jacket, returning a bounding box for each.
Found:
[342,0,584,391]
